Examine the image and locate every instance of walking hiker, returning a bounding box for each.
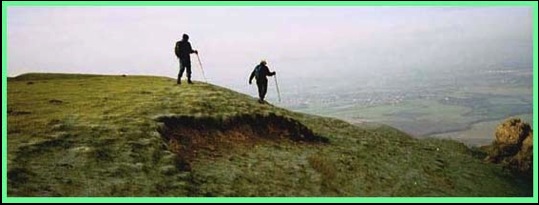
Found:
[175,34,198,84]
[249,60,276,103]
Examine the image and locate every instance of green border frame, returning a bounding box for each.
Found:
[2,1,537,203]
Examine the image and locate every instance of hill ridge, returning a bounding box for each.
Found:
[6,73,531,196]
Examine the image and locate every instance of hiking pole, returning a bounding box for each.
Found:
[195,53,208,83]
[274,74,281,103]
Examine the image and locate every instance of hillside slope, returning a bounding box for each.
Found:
[6,73,531,196]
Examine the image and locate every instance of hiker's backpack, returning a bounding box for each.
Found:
[174,41,181,57]
[254,65,263,79]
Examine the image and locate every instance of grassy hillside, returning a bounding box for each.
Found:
[6,73,531,196]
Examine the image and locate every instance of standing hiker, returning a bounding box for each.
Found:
[175,34,198,84]
[249,60,276,103]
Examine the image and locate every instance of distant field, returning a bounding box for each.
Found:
[298,99,473,136]
[294,94,532,140]
[432,114,533,147]
[284,68,533,145]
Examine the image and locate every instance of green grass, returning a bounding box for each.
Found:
[6,73,532,196]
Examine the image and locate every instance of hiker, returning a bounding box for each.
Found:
[249,60,276,103]
[175,34,198,84]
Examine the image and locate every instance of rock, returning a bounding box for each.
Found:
[495,118,530,146]
[485,118,532,177]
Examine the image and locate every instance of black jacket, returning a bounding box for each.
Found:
[175,40,195,59]
[249,64,275,83]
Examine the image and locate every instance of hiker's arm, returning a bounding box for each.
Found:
[249,70,255,84]
[266,67,275,76]
[189,43,198,54]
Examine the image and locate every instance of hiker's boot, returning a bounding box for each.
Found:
[188,79,193,84]
[177,79,181,85]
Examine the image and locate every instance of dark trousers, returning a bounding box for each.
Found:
[257,80,268,101]
[178,58,191,82]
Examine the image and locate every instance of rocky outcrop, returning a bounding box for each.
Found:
[484,118,533,177]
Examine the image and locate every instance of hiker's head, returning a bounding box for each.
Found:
[260,60,267,65]
[182,34,189,41]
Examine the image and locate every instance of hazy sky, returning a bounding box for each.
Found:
[7,6,533,87]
